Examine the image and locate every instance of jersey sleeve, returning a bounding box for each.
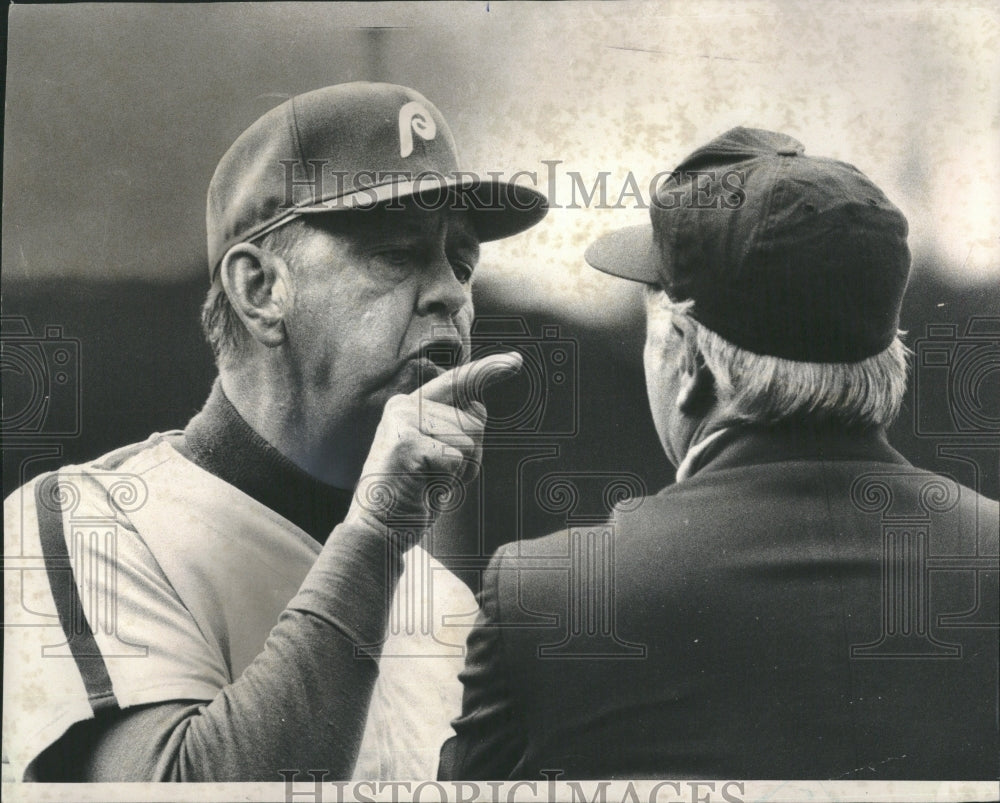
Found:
[7,459,412,781]
[3,468,230,780]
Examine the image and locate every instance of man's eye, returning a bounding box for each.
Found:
[451,261,474,284]
[380,249,412,266]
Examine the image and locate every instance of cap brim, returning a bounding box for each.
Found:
[297,178,548,242]
[465,180,550,242]
[584,224,661,283]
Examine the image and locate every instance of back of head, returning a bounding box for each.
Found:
[587,127,912,429]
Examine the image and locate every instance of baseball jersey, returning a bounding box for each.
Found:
[4,430,475,781]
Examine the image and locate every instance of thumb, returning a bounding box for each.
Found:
[418,351,523,408]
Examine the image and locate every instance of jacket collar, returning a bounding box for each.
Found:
[679,420,910,482]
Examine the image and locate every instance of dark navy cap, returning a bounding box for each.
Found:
[585,127,911,362]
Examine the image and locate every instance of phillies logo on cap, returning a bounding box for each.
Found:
[398,101,437,158]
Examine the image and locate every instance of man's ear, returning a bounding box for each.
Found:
[218,243,292,348]
[675,333,715,415]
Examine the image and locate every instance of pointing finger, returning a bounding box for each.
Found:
[418,351,523,408]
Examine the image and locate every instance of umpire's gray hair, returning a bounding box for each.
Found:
[648,288,909,429]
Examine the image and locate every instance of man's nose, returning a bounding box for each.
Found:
[417,255,470,318]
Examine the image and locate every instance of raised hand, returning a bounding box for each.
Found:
[344,352,523,536]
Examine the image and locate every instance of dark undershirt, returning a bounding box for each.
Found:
[175,379,354,544]
[32,381,400,781]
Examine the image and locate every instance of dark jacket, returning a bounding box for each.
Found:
[439,424,1000,780]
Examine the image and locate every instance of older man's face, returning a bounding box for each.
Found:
[277,203,478,458]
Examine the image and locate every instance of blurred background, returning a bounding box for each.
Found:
[4,2,998,556]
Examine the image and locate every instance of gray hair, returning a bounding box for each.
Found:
[200,219,307,366]
[648,288,909,429]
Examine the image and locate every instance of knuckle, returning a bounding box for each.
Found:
[384,394,413,418]
[403,442,428,473]
[450,434,476,454]
[444,453,467,477]
[456,411,485,434]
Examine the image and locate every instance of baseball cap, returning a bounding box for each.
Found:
[207,82,548,278]
[585,127,911,362]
